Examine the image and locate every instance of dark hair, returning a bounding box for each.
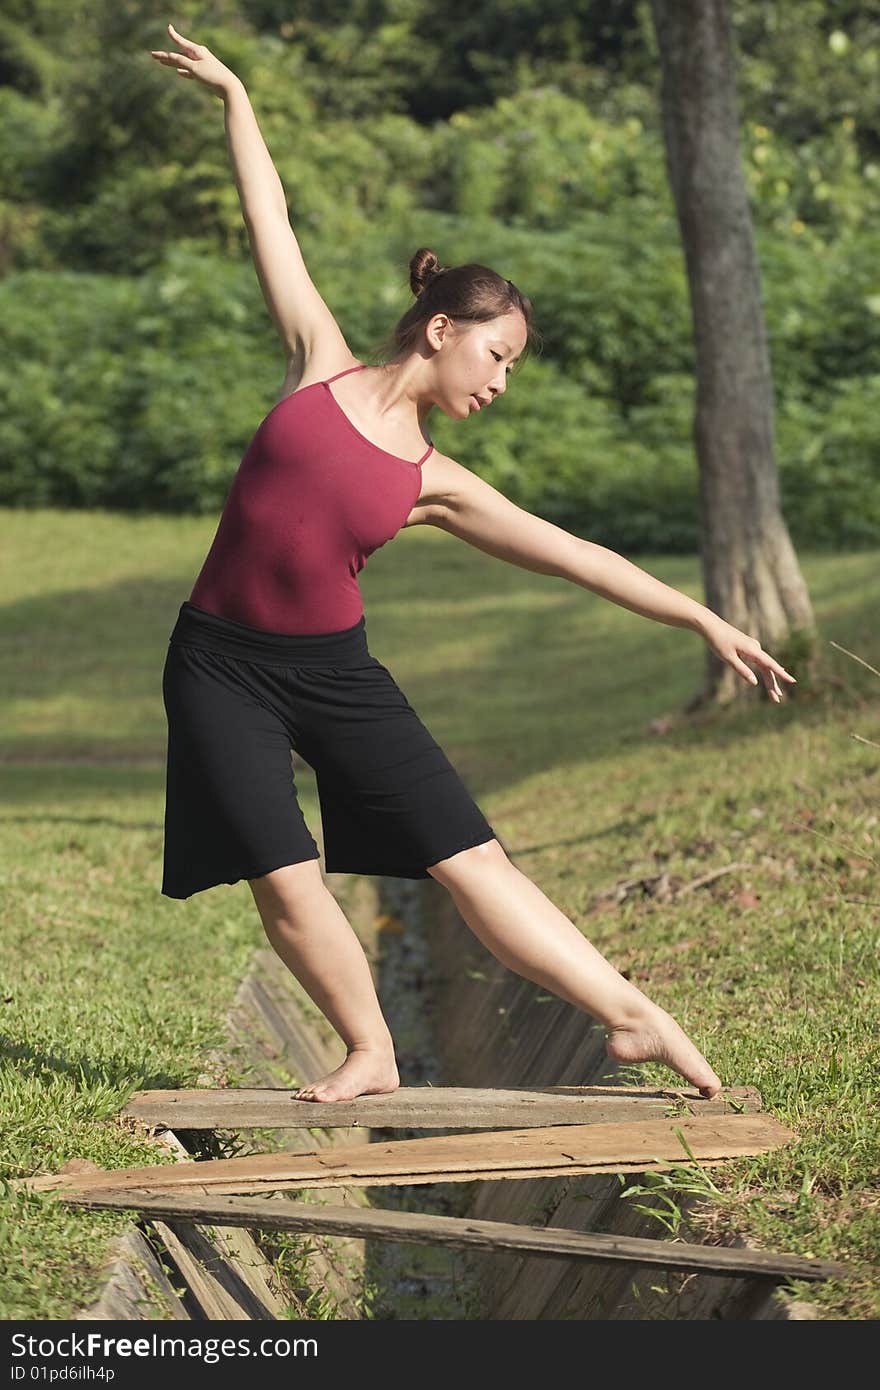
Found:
[368,247,541,371]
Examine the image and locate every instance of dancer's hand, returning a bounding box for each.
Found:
[149,22,239,98]
[698,614,797,703]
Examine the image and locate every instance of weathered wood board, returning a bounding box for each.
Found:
[55,1188,847,1283]
[23,1113,794,1196]
[121,1083,762,1130]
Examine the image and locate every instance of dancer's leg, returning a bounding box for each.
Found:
[249,860,399,1102]
[427,840,721,1097]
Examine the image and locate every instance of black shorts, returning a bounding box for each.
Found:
[161,602,497,898]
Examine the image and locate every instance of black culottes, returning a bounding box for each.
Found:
[161,601,497,898]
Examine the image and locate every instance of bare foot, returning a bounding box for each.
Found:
[293,1046,400,1103]
[605,1004,722,1098]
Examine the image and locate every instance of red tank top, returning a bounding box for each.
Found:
[187,364,433,634]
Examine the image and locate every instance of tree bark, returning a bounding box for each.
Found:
[650,0,816,707]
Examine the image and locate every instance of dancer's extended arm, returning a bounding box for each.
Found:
[431,453,796,700]
[150,23,347,363]
[223,83,348,361]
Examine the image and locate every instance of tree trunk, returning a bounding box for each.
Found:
[650,0,816,707]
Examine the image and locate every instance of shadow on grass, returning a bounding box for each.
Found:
[501,810,659,859]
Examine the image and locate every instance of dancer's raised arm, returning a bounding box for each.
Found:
[150,23,348,366]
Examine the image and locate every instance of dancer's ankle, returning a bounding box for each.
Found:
[345,1035,395,1058]
[601,986,661,1035]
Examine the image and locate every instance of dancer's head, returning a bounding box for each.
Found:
[372,248,540,418]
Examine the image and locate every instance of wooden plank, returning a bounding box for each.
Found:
[55,1190,849,1284]
[120,1083,762,1131]
[21,1114,794,1196]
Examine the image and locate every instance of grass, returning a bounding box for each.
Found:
[0,507,878,1318]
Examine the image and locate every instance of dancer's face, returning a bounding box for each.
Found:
[429,310,528,419]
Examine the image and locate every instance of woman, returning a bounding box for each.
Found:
[150,24,795,1105]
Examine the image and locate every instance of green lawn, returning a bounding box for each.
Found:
[1,508,877,1319]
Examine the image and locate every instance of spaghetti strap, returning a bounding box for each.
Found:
[323,363,434,467]
[325,363,368,383]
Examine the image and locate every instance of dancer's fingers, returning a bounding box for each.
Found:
[751,656,789,703]
[736,639,797,695]
[167,22,200,54]
[746,644,796,684]
[763,654,797,682]
[148,50,193,75]
[737,662,760,687]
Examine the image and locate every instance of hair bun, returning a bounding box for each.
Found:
[410,247,444,298]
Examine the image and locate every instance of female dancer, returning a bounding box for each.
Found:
[151,25,795,1105]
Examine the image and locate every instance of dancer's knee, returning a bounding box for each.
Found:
[248,858,329,934]
[426,836,510,889]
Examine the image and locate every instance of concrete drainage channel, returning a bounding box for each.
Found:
[75,868,817,1321]
[399,875,818,1321]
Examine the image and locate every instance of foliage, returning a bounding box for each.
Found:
[0,0,878,547]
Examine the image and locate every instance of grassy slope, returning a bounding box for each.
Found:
[0,509,877,1318]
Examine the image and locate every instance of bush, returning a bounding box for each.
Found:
[2,223,879,551]
[3,60,880,552]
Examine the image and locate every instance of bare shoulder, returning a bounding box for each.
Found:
[274,341,363,403]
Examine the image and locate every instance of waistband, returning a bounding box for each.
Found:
[169,602,371,667]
